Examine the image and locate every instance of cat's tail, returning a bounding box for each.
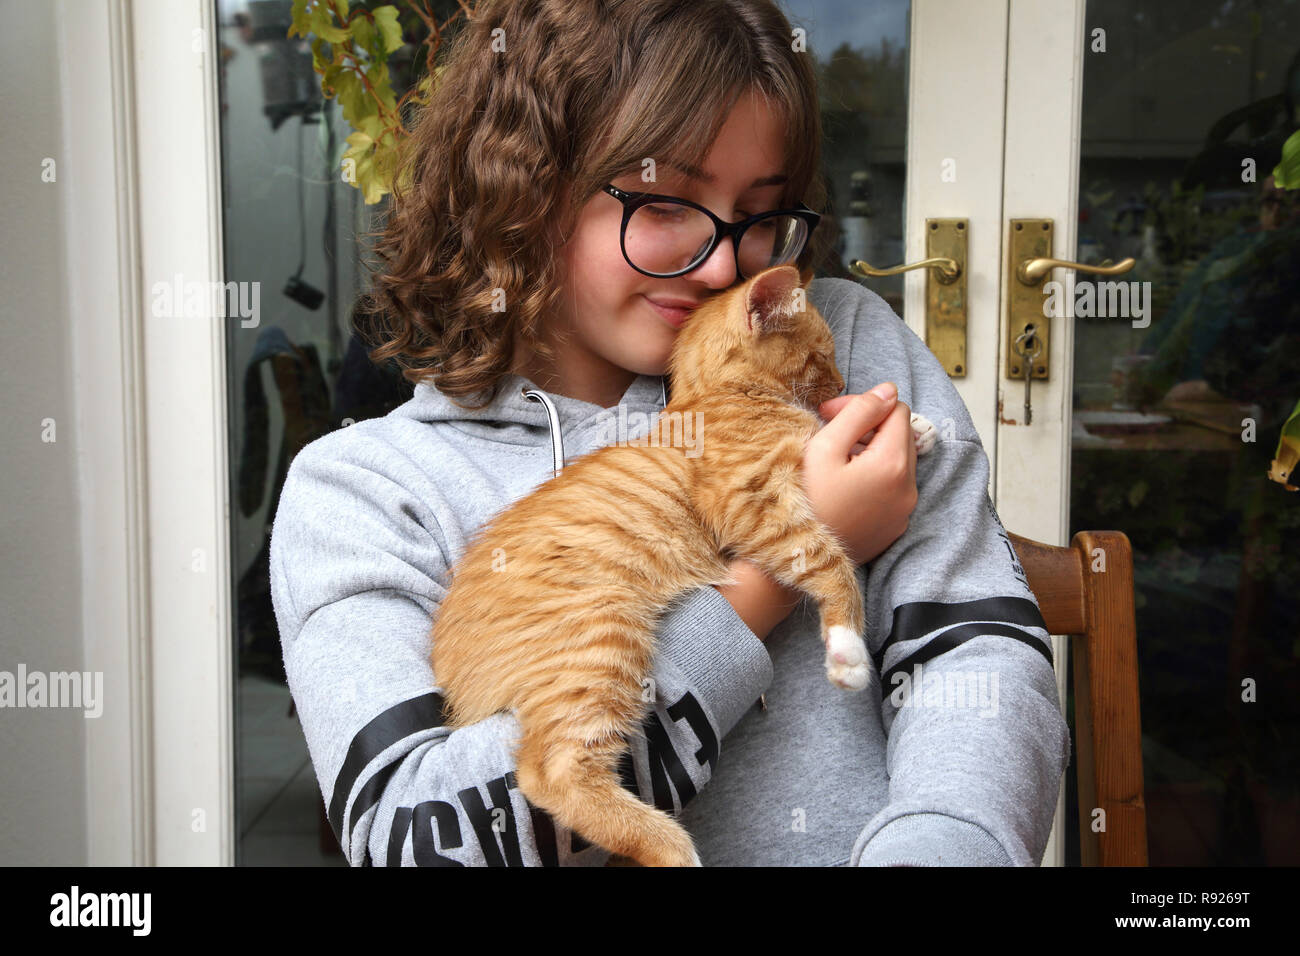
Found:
[513,721,701,867]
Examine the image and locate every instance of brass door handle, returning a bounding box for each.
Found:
[1006,220,1138,404]
[1015,255,1136,285]
[848,219,969,377]
[850,255,962,284]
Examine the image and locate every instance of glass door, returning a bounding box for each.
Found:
[216,0,421,866]
[1066,0,1300,865]
[996,0,1300,864]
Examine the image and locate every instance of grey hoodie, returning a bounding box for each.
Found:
[269,277,1071,866]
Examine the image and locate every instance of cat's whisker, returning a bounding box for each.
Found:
[789,381,818,406]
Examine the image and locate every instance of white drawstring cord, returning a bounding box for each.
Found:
[521,386,565,479]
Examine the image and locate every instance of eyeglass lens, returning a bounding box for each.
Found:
[624,201,808,277]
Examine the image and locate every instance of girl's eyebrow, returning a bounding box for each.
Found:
[664,160,787,189]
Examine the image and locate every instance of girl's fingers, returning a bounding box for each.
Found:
[818,394,855,419]
[813,386,897,459]
[848,434,875,456]
[820,382,899,416]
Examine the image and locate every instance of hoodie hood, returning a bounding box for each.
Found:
[393,371,670,478]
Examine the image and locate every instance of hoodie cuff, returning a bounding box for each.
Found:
[852,814,1015,866]
[655,585,774,740]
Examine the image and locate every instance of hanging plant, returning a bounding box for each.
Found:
[289,0,478,203]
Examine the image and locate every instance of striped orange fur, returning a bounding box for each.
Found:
[430,265,868,866]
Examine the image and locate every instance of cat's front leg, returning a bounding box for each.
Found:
[820,414,935,688]
[738,525,872,692]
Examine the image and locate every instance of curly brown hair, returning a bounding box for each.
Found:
[360,0,827,409]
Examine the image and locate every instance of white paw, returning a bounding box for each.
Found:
[825,625,872,691]
[911,413,937,456]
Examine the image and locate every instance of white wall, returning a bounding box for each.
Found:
[0,0,89,866]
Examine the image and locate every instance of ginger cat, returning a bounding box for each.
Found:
[430,265,937,866]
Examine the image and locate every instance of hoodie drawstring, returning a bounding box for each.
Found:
[521,387,565,479]
[521,376,668,481]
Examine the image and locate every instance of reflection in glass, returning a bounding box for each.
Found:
[220,0,417,866]
[1071,0,1300,865]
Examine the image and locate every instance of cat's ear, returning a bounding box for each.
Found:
[744,265,802,336]
[798,263,815,288]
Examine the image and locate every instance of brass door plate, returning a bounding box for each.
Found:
[1007,218,1052,379]
[924,218,968,377]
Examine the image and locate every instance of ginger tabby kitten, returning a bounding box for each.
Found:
[430,265,937,866]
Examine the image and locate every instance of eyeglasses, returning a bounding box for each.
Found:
[602,183,821,280]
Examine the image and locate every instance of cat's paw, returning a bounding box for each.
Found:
[824,625,872,691]
[910,413,938,456]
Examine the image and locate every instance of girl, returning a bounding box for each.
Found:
[269,0,1069,866]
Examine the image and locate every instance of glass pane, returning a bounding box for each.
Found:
[1071,0,1300,865]
[218,0,909,865]
[792,0,912,317]
[217,0,430,866]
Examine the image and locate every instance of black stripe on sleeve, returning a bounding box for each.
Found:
[873,596,1048,669]
[327,691,449,848]
[880,620,1054,689]
[884,596,1047,649]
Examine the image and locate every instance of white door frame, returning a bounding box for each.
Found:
[995,0,1088,868]
[73,0,233,865]
[904,0,1010,458]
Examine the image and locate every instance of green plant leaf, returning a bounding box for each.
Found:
[344,128,373,151]
[342,130,375,187]
[305,1,349,44]
[357,112,387,143]
[332,70,368,126]
[288,0,310,38]
[309,35,327,70]
[365,62,399,113]
[321,62,345,95]
[1128,479,1149,509]
[373,5,404,56]
[1273,129,1300,190]
[351,15,375,55]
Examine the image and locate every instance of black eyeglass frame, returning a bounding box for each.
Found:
[602,183,822,280]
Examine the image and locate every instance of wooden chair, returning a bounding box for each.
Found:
[1008,530,1148,866]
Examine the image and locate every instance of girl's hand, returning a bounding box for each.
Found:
[803,383,919,567]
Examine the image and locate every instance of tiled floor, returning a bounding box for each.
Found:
[238,672,346,866]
